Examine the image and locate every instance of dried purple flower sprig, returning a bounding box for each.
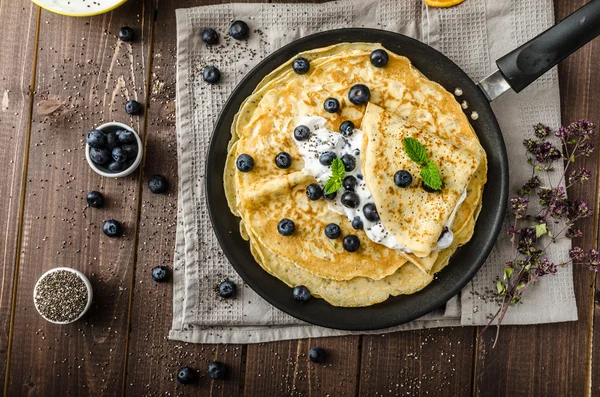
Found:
[480,121,596,346]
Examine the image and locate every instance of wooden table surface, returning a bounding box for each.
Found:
[1,0,599,395]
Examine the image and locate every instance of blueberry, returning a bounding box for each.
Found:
[103,219,122,237]
[422,181,441,193]
[218,279,237,298]
[201,28,219,45]
[340,154,356,172]
[341,191,360,209]
[125,100,141,115]
[208,362,227,380]
[294,125,310,141]
[118,129,136,144]
[309,347,326,363]
[370,49,389,68]
[343,235,360,252]
[151,266,169,282]
[90,147,110,165]
[148,175,168,194]
[394,170,412,188]
[118,26,135,42]
[278,218,295,236]
[121,143,138,158]
[86,191,104,208]
[323,191,337,201]
[236,154,254,172]
[324,223,341,239]
[339,120,354,137]
[351,216,363,230]
[203,66,221,84]
[363,203,380,222]
[229,20,249,40]
[275,152,292,169]
[107,161,125,173]
[293,285,311,302]
[306,183,323,201]
[86,129,106,149]
[105,131,119,150]
[343,175,357,191]
[319,151,337,166]
[348,84,371,106]
[292,57,310,74]
[323,98,340,113]
[177,366,195,384]
[112,147,128,163]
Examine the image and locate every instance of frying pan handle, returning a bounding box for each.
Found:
[496,0,600,94]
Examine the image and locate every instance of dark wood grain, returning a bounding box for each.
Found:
[0,2,39,393]
[5,1,152,394]
[473,1,599,396]
[123,1,243,395]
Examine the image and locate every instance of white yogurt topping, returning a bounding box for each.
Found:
[294,116,464,253]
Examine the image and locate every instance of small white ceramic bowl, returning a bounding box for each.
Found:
[33,267,93,325]
[85,122,143,178]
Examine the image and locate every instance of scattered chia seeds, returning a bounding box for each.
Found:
[35,270,89,323]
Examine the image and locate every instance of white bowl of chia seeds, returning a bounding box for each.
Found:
[33,267,93,325]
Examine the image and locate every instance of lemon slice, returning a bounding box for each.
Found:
[30,0,127,17]
[424,0,465,8]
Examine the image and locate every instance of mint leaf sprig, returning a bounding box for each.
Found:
[403,137,442,190]
[324,158,345,194]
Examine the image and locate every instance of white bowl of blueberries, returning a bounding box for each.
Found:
[85,122,142,178]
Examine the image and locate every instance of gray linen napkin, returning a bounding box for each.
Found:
[170,0,577,344]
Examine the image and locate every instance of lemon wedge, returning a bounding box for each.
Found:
[424,0,465,8]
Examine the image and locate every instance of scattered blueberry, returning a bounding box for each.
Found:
[125,100,141,115]
[340,154,356,172]
[208,362,227,380]
[118,129,136,144]
[324,223,341,239]
[112,147,127,163]
[294,125,310,141]
[86,191,104,208]
[394,170,412,188]
[177,366,195,384]
[370,49,389,68]
[306,183,323,200]
[118,26,135,42]
[236,154,254,172]
[201,28,219,45]
[151,266,169,282]
[90,147,110,165]
[323,97,340,113]
[86,129,106,149]
[324,191,337,201]
[229,20,249,40]
[203,66,221,84]
[363,203,380,222]
[293,285,311,302]
[275,152,292,169]
[292,57,310,74]
[341,191,360,209]
[351,216,363,230]
[339,120,355,137]
[218,279,237,298]
[278,218,295,236]
[105,131,119,150]
[121,143,138,158]
[348,84,371,106]
[148,175,168,194]
[309,347,326,363]
[107,161,125,173]
[103,219,122,237]
[343,175,357,191]
[422,181,441,193]
[343,235,360,252]
[319,151,337,166]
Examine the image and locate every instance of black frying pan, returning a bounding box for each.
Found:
[206,2,600,330]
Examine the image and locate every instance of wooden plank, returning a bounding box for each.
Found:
[0,1,39,393]
[244,336,360,396]
[5,1,153,394]
[124,1,243,395]
[474,1,599,396]
[360,328,475,396]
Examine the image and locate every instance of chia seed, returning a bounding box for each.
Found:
[35,270,89,323]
